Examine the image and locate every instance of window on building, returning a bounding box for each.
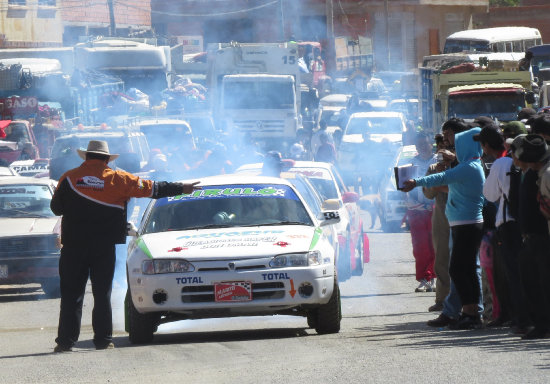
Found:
[38,0,56,6]
[8,0,27,5]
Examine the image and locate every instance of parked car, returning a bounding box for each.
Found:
[0,176,61,296]
[125,175,342,343]
[338,111,406,192]
[236,161,368,281]
[0,120,40,164]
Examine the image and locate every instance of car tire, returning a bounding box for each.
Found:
[126,289,157,344]
[338,239,352,282]
[314,281,341,335]
[352,234,364,277]
[41,278,61,298]
[306,311,318,329]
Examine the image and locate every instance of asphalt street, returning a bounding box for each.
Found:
[0,214,549,384]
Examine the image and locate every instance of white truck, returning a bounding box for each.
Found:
[207,42,302,150]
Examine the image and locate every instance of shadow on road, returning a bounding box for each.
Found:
[353,320,550,354]
[0,286,46,303]
[341,292,411,299]
[110,327,311,348]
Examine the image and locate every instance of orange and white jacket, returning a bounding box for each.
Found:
[51,159,181,246]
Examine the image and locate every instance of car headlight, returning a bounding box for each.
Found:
[269,251,322,268]
[141,259,195,275]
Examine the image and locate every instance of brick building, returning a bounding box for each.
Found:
[61,0,152,45]
[474,0,550,44]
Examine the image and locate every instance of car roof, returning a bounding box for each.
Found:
[0,176,56,186]
[237,161,334,172]
[181,174,296,187]
[349,111,405,118]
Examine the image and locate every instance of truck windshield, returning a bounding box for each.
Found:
[1,122,31,144]
[223,81,295,109]
[444,39,490,53]
[532,55,550,70]
[448,92,525,119]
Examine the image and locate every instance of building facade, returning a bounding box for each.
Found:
[152,0,488,72]
[61,0,152,45]
[0,0,63,48]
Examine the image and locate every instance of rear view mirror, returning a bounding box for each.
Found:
[525,91,536,105]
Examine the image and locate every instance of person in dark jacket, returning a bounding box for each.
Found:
[51,140,201,352]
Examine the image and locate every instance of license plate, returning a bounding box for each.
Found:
[214,281,252,302]
[0,265,7,279]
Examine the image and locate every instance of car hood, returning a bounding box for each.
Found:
[343,133,402,144]
[137,226,321,260]
[0,217,59,236]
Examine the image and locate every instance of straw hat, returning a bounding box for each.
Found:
[77,140,119,162]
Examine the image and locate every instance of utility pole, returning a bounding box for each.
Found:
[107,0,116,37]
[326,0,335,73]
[384,0,390,69]
[279,0,285,41]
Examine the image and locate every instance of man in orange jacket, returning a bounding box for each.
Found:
[51,140,200,352]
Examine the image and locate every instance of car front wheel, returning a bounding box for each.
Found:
[126,289,158,344]
[314,281,341,335]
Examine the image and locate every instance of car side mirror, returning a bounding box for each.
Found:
[127,222,138,237]
[322,198,340,211]
[320,210,341,226]
[342,191,359,203]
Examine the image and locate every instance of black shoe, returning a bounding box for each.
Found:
[486,317,509,328]
[428,302,444,312]
[95,342,115,350]
[427,313,457,327]
[448,313,483,330]
[53,344,72,353]
[521,328,549,340]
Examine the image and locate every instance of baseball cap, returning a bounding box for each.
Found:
[501,121,527,138]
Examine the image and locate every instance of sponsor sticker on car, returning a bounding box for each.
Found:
[214,281,252,302]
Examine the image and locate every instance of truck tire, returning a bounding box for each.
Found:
[41,278,61,298]
[126,289,157,344]
[314,282,341,335]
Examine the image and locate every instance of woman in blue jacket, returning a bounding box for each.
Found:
[402,128,485,329]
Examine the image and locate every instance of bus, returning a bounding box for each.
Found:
[443,27,542,54]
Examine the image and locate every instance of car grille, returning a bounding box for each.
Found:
[0,235,58,257]
[181,282,286,303]
[197,264,267,272]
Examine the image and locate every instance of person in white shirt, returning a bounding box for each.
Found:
[480,125,529,332]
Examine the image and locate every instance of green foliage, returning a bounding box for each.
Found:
[490,0,520,6]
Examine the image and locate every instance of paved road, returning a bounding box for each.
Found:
[1,218,549,384]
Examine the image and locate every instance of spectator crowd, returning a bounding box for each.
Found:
[402,108,550,340]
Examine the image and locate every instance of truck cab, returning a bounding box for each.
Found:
[207,42,302,150]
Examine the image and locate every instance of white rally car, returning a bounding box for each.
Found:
[125,175,342,343]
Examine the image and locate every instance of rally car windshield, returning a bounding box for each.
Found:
[143,184,313,234]
[0,184,54,218]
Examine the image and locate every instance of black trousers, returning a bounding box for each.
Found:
[449,223,484,307]
[496,221,530,327]
[56,243,116,348]
[519,233,550,330]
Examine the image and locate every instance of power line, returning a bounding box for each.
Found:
[117,0,280,17]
